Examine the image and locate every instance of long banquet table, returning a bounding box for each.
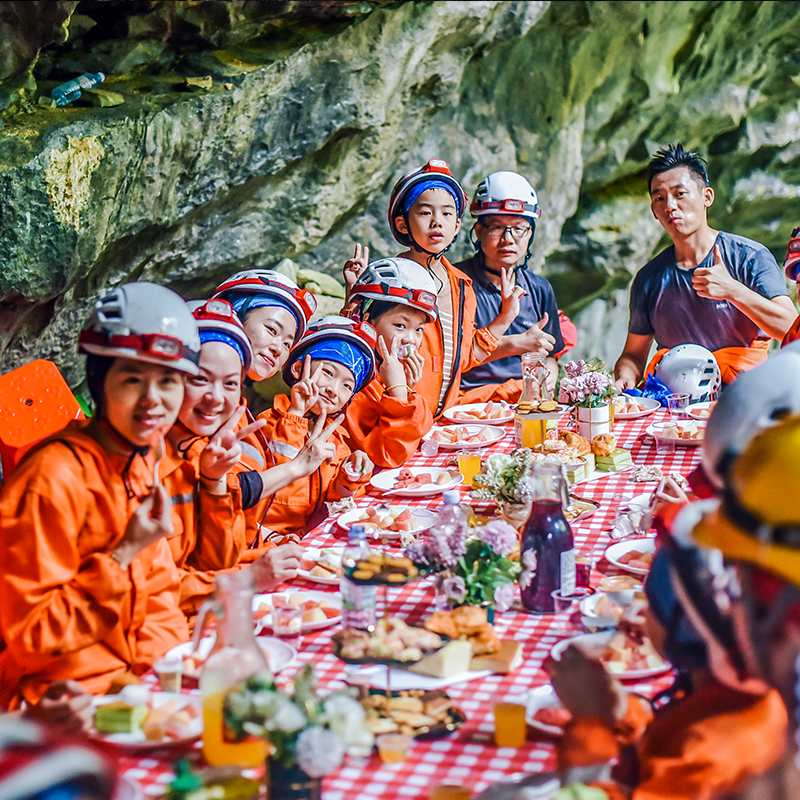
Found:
[120,409,700,799]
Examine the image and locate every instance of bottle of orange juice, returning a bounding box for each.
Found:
[198,571,270,767]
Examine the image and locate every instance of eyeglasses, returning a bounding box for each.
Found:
[481,223,532,240]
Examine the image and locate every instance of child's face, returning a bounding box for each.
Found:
[103,358,184,447]
[179,341,242,437]
[396,187,461,254]
[242,305,297,381]
[293,357,357,415]
[369,305,428,355]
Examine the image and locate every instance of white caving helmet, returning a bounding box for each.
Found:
[283,315,378,392]
[654,344,721,404]
[78,282,200,375]
[701,340,800,490]
[349,258,438,323]
[211,269,317,340]
[469,171,540,222]
[388,159,468,253]
[187,299,254,376]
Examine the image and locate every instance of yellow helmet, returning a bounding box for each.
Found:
[694,414,800,589]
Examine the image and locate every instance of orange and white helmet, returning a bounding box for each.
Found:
[211,269,317,340]
[469,171,540,222]
[388,159,468,249]
[187,298,254,375]
[783,225,800,281]
[349,258,437,322]
[284,315,377,392]
[655,344,721,403]
[78,282,200,375]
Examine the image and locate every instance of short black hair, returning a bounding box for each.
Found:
[85,353,114,417]
[362,299,397,324]
[647,143,709,192]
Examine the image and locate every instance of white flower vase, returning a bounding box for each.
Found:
[576,403,611,439]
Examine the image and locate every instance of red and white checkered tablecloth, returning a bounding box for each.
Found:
[121,410,700,798]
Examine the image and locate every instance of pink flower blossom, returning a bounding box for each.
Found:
[478,520,517,558]
[493,582,516,612]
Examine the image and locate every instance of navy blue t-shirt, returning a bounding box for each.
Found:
[456,252,564,389]
[629,231,789,351]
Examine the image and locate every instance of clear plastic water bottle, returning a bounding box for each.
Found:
[51,72,106,107]
[341,524,377,631]
[428,491,467,610]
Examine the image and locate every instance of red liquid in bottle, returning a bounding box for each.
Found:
[520,498,575,613]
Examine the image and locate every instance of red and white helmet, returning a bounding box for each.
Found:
[470,171,540,221]
[211,269,317,339]
[283,315,377,391]
[783,225,800,281]
[655,344,721,403]
[349,258,437,322]
[78,282,200,375]
[701,340,800,489]
[388,159,468,248]
[187,298,254,376]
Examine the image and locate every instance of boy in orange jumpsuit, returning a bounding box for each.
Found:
[343,257,435,468]
[256,316,376,542]
[0,283,195,708]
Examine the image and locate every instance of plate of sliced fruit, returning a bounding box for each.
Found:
[422,424,506,450]
[441,401,514,425]
[612,395,661,419]
[298,546,344,585]
[253,590,342,633]
[337,506,438,539]
[370,467,461,497]
[166,636,296,680]
[604,538,655,575]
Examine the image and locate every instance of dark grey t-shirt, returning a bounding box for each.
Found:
[629,231,788,350]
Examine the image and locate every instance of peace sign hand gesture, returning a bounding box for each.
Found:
[199,405,266,483]
[293,411,344,476]
[343,243,370,299]
[287,355,322,417]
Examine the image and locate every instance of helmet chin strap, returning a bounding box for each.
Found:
[97,418,151,499]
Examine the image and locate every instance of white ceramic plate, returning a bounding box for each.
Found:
[686,401,716,421]
[550,631,671,680]
[517,684,569,737]
[166,636,296,678]
[335,506,438,540]
[90,692,201,750]
[297,546,345,585]
[646,421,705,447]
[579,591,624,628]
[613,396,661,419]
[441,402,514,425]
[604,538,656,576]
[422,424,506,450]
[370,467,462,497]
[253,589,342,634]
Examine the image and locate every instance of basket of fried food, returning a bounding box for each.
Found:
[344,552,420,586]
[358,688,466,739]
[332,617,446,667]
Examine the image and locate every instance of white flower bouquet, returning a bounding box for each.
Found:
[223,666,373,778]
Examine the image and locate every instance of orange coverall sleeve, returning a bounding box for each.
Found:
[343,379,434,469]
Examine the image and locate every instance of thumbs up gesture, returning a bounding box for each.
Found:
[518,312,556,355]
[692,244,738,300]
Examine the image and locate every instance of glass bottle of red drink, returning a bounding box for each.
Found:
[520,462,576,613]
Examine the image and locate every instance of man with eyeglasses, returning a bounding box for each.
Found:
[455,171,571,400]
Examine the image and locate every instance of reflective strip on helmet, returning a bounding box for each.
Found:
[78,330,200,365]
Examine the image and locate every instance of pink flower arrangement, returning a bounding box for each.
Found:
[558,359,616,408]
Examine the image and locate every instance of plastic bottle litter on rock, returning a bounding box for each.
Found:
[51,72,106,106]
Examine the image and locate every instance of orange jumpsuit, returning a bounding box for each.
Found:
[160,432,247,616]
[0,421,188,708]
[558,684,787,800]
[255,394,371,541]
[343,377,434,469]
[416,257,498,419]
[781,315,800,347]
[645,339,770,385]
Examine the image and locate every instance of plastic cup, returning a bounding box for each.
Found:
[272,603,302,639]
[550,586,594,615]
[575,557,592,588]
[667,393,690,418]
[654,434,677,455]
[153,655,183,692]
[430,787,472,800]
[376,733,413,764]
[493,701,527,747]
[457,450,482,485]
[420,438,440,457]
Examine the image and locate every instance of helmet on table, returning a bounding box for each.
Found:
[211,269,317,340]
[783,225,800,281]
[187,298,254,376]
[388,159,468,253]
[78,282,200,376]
[349,258,438,322]
[701,341,800,489]
[654,344,721,403]
[470,171,540,222]
[283,315,377,393]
